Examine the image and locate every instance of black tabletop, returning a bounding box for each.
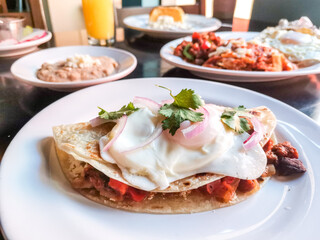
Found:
[0,21,320,239]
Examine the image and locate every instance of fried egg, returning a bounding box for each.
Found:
[99,104,268,191]
[252,17,320,67]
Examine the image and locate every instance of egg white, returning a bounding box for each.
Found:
[99,104,267,191]
[253,28,320,65]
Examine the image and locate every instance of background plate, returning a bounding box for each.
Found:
[124,14,221,39]
[0,29,52,57]
[160,32,320,82]
[0,78,319,240]
[10,46,137,91]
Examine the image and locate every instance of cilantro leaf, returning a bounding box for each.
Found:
[98,102,139,120]
[160,104,203,135]
[158,86,203,109]
[161,114,181,136]
[221,105,252,133]
[174,89,203,109]
[158,86,204,135]
[182,44,195,61]
[239,117,251,133]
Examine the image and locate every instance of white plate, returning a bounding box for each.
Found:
[0,29,52,57]
[160,31,320,82]
[0,77,319,240]
[123,14,221,39]
[10,46,137,91]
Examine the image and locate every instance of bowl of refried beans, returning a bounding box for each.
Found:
[37,54,118,82]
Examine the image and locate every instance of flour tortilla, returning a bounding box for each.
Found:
[52,122,223,193]
[249,106,276,146]
[55,146,268,214]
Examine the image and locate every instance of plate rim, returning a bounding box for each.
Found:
[10,45,137,90]
[123,14,222,35]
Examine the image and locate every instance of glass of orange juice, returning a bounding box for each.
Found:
[82,0,115,46]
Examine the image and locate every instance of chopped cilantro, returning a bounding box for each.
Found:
[221,105,252,133]
[158,86,204,135]
[98,102,139,120]
[182,44,194,61]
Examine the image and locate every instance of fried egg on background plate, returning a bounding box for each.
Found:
[99,104,275,191]
[252,17,320,67]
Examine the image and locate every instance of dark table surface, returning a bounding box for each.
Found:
[0,20,320,239]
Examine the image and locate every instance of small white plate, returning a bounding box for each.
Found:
[0,78,319,240]
[123,14,221,39]
[10,46,137,91]
[0,29,52,57]
[160,31,320,82]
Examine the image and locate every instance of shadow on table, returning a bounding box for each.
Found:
[123,29,174,53]
[0,76,69,136]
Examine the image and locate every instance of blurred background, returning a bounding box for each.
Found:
[1,0,319,34]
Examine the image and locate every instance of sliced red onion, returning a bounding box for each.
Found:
[133,96,161,113]
[180,120,191,130]
[181,107,209,139]
[89,116,113,127]
[19,31,47,44]
[120,123,163,154]
[161,99,174,105]
[102,115,127,152]
[243,117,264,150]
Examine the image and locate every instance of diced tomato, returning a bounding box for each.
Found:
[212,177,240,203]
[222,176,237,185]
[263,139,274,152]
[192,32,201,40]
[201,40,211,50]
[108,178,129,196]
[205,179,221,194]
[237,179,259,193]
[127,187,148,202]
[192,42,200,51]
[212,182,234,202]
[108,179,148,202]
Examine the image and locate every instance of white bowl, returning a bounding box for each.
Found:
[11,45,137,91]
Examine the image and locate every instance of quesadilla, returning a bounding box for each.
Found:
[53,88,279,214]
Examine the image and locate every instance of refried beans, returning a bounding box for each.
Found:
[36,55,118,82]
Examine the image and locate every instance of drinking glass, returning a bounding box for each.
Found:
[82,0,115,46]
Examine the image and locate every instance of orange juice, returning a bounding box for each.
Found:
[82,0,114,40]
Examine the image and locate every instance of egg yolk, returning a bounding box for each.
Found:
[280,31,312,45]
